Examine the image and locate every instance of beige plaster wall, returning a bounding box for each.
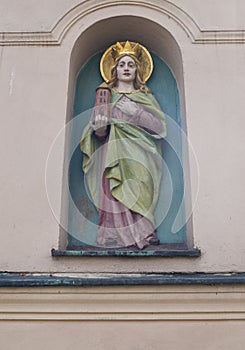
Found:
[0,285,245,350]
[0,0,245,272]
[1,0,244,31]
[2,320,244,350]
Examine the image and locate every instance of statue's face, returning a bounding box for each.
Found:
[116,56,136,83]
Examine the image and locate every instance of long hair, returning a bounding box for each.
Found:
[108,55,148,91]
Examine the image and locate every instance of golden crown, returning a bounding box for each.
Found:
[111,41,142,61]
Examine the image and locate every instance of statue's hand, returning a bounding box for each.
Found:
[116,100,139,116]
[91,114,108,136]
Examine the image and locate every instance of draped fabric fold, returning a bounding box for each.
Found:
[80,88,166,248]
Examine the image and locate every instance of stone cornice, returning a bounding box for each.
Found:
[0,0,244,46]
[0,282,245,321]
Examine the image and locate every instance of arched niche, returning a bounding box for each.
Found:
[66,16,186,126]
[60,16,193,250]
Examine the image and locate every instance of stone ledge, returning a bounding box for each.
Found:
[1,272,245,287]
[51,247,201,258]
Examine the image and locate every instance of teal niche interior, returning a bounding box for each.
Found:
[67,51,190,251]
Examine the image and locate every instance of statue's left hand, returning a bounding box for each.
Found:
[116,99,139,116]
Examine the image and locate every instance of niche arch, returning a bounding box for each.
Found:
[60,16,193,250]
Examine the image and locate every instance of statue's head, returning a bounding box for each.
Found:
[110,54,145,89]
[100,41,153,90]
[115,55,137,84]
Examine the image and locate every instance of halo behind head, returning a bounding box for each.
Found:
[100,41,153,83]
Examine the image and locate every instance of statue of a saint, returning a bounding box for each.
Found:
[80,41,167,249]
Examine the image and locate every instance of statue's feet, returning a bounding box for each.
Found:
[148,237,160,245]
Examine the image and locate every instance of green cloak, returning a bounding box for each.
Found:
[80,88,166,226]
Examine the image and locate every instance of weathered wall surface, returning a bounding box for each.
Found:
[0,0,245,273]
[1,1,245,349]
[0,285,245,350]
